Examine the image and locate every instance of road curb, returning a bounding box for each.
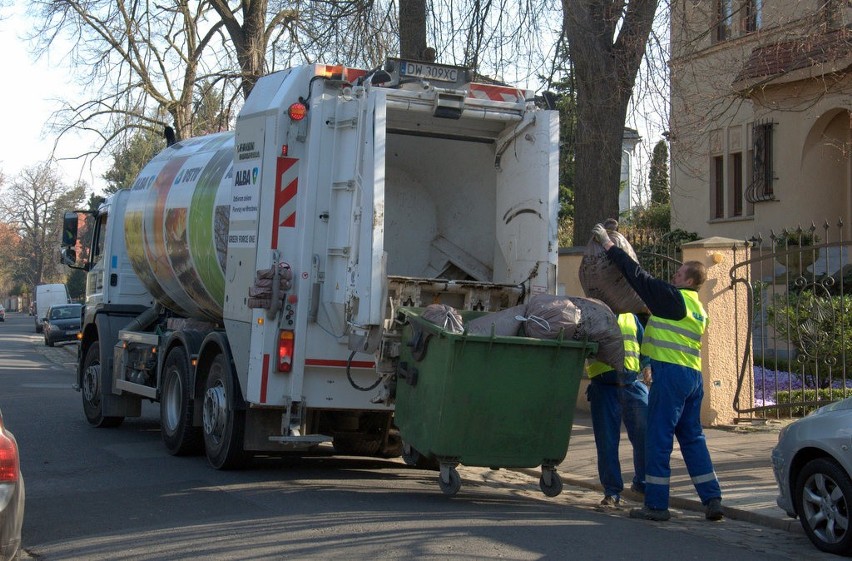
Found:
[515,467,804,535]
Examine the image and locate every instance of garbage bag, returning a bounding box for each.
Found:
[522,295,581,340]
[465,305,527,336]
[420,304,464,333]
[568,296,625,373]
[578,219,648,315]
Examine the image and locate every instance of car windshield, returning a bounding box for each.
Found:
[50,305,81,319]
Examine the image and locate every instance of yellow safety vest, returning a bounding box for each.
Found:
[587,313,641,377]
[641,289,707,370]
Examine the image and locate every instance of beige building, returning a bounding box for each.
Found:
[669,0,851,240]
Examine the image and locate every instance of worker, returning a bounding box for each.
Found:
[591,222,723,522]
[586,312,649,507]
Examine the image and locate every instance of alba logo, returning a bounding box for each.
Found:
[235,167,259,186]
[692,312,705,322]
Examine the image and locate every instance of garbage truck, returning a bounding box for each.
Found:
[60,58,560,469]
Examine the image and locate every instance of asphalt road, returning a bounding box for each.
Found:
[0,311,834,560]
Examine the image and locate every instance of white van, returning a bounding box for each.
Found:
[34,284,70,333]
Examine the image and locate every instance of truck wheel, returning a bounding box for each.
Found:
[81,342,124,428]
[160,347,203,456]
[202,353,249,469]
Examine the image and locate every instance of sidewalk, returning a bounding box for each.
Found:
[540,411,800,533]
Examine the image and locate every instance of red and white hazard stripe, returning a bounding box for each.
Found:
[468,83,527,104]
[272,157,298,249]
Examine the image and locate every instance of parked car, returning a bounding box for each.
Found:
[42,303,82,347]
[0,408,24,561]
[772,397,852,556]
[0,305,5,322]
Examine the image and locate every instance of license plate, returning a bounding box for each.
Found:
[400,61,459,83]
[66,330,78,335]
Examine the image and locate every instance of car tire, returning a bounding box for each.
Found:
[794,457,852,556]
[45,333,54,347]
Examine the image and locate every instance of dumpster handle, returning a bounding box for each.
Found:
[408,324,432,362]
[397,361,419,387]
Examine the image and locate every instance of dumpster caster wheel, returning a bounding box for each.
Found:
[540,470,563,497]
[439,465,461,496]
[402,442,439,471]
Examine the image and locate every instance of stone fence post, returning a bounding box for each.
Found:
[682,237,752,426]
[558,238,752,426]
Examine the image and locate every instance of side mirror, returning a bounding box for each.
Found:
[62,212,79,247]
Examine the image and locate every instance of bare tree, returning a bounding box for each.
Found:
[0,163,86,290]
[399,0,427,59]
[210,1,297,98]
[29,0,299,166]
[277,1,398,68]
[563,0,661,245]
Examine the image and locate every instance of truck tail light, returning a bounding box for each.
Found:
[0,422,19,482]
[288,102,307,121]
[278,330,295,372]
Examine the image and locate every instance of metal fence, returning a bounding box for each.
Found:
[729,221,852,419]
[625,229,685,283]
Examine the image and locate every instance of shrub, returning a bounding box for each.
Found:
[764,388,852,417]
[765,290,852,388]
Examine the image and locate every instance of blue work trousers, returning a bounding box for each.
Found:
[644,359,722,510]
[586,370,649,498]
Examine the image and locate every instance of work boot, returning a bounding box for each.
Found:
[705,498,724,521]
[600,495,621,508]
[630,482,645,495]
[629,506,671,521]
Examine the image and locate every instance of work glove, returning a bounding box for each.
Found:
[592,223,610,246]
[642,366,652,387]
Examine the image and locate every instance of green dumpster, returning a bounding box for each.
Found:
[394,307,597,496]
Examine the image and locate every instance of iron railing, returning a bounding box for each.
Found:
[730,221,851,419]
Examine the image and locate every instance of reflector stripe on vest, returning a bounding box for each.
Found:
[642,335,701,359]
[641,289,707,370]
[587,313,640,377]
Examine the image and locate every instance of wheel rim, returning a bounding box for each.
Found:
[802,472,850,544]
[163,367,182,433]
[83,363,100,404]
[203,380,227,444]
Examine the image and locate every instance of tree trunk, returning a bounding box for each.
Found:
[237,0,268,100]
[563,0,660,246]
[399,0,427,60]
[573,90,628,244]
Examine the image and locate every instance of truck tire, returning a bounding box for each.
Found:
[202,353,249,469]
[81,342,124,428]
[160,347,203,456]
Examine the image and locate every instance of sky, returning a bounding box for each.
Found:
[0,3,109,193]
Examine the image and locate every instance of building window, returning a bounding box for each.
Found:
[730,152,743,216]
[746,121,774,202]
[713,156,725,219]
[744,0,762,33]
[715,0,733,42]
